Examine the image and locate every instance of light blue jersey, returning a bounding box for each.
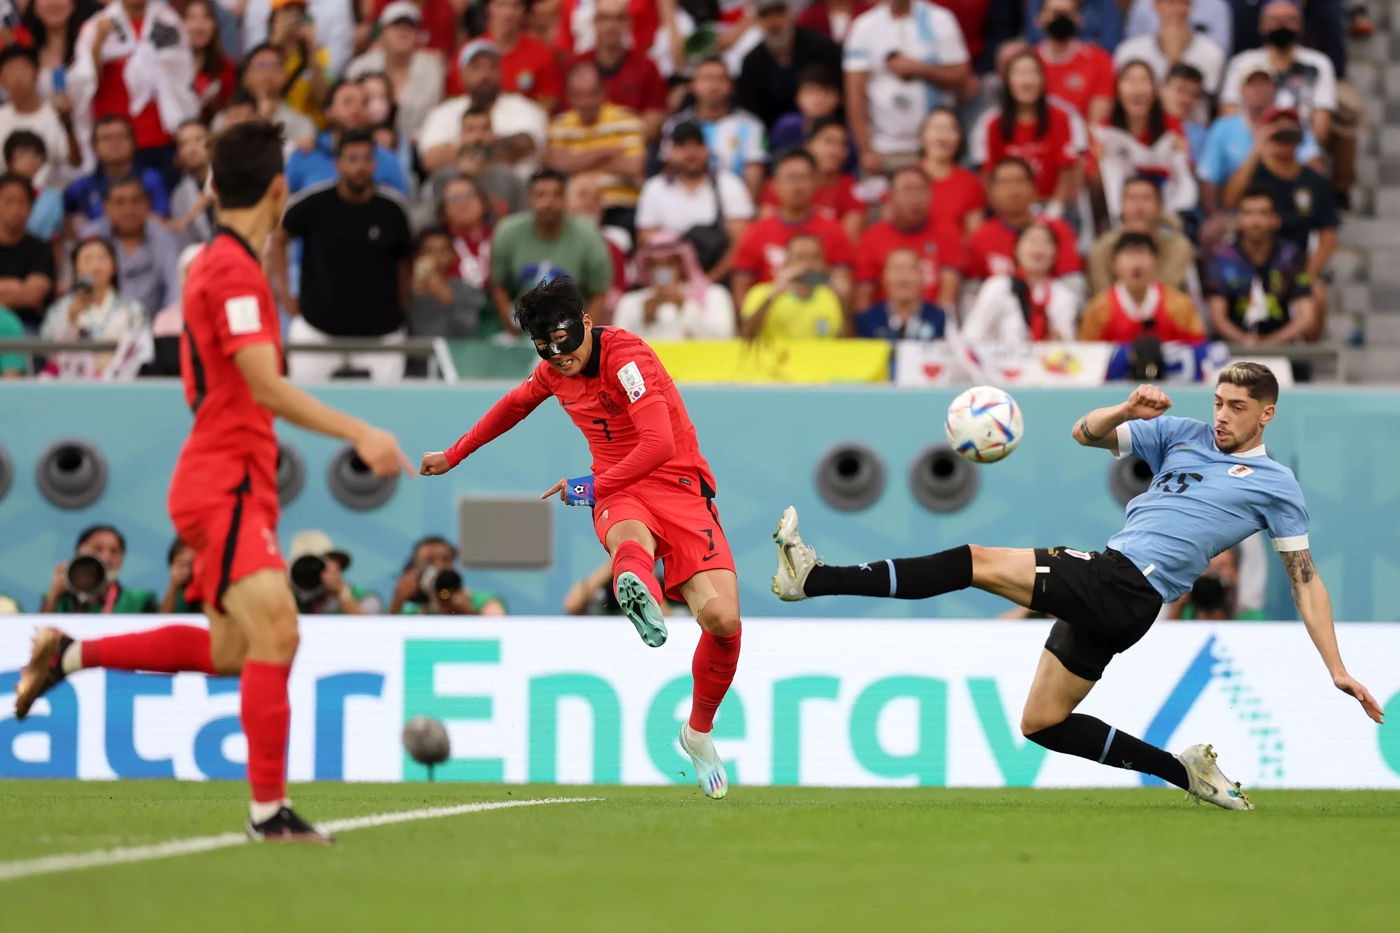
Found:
[1106,416,1309,602]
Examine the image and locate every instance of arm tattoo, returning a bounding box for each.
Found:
[1282,549,1316,586]
[1079,416,1107,443]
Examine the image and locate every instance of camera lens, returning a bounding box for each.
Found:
[434,569,462,599]
[66,555,107,598]
[289,554,326,593]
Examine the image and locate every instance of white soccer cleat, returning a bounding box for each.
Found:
[772,506,821,602]
[679,724,729,799]
[1178,743,1254,811]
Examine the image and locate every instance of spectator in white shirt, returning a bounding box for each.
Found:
[962,222,1078,344]
[0,44,80,190]
[417,38,548,178]
[1219,0,1335,147]
[636,119,755,283]
[613,234,736,341]
[1123,0,1232,61]
[842,0,971,177]
[345,1,445,147]
[1113,0,1224,98]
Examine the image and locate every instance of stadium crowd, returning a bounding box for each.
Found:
[0,0,1366,381]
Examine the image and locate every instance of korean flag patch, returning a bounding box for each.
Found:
[225,296,262,335]
[618,361,646,402]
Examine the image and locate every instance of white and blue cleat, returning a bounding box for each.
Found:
[680,724,729,799]
[615,571,668,647]
[1179,743,1253,810]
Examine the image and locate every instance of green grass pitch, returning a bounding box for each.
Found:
[2,781,1398,932]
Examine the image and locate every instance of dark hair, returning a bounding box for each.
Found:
[227,87,258,110]
[1216,360,1280,406]
[0,44,39,72]
[210,120,286,209]
[104,174,148,202]
[324,78,361,114]
[20,0,101,71]
[415,225,452,254]
[566,58,602,86]
[335,127,376,156]
[529,167,569,191]
[1110,60,1167,143]
[920,107,967,163]
[185,0,230,82]
[3,129,47,165]
[990,156,1035,183]
[408,535,458,568]
[512,276,585,335]
[796,62,840,93]
[1015,220,1059,260]
[167,537,191,566]
[809,115,847,140]
[999,51,1049,143]
[77,524,126,554]
[1122,175,1163,202]
[1167,63,1205,86]
[440,173,494,227]
[774,146,817,173]
[890,165,931,188]
[1238,186,1277,210]
[694,54,730,78]
[0,172,34,204]
[1113,230,1158,256]
[71,237,121,289]
[92,114,134,147]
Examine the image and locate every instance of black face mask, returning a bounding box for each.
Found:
[1045,15,1077,41]
[1264,26,1298,49]
[531,317,586,360]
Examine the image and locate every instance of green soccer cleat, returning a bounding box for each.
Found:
[1179,743,1254,810]
[772,506,822,601]
[616,571,667,647]
[680,724,729,799]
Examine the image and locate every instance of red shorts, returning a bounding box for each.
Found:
[169,476,284,613]
[593,480,735,602]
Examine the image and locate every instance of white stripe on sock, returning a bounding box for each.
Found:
[885,559,897,597]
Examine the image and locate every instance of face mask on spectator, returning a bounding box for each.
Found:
[1264,26,1297,49]
[367,98,391,125]
[1045,15,1077,41]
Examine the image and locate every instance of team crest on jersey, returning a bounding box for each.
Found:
[1066,74,1084,90]
[1228,464,1255,478]
[596,390,624,416]
[618,361,646,402]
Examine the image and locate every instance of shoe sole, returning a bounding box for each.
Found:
[1185,744,1253,811]
[771,510,804,600]
[616,572,667,647]
[245,826,336,844]
[14,627,66,720]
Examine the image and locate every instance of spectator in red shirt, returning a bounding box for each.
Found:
[571,0,668,143]
[971,51,1079,214]
[69,0,200,191]
[854,166,963,312]
[440,174,494,292]
[183,0,234,125]
[794,0,871,43]
[967,156,1084,300]
[937,0,990,65]
[1035,0,1114,126]
[731,147,854,311]
[449,0,564,110]
[760,116,865,245]
[916,107,985,237]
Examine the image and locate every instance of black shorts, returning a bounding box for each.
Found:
[1029,547,1163,682]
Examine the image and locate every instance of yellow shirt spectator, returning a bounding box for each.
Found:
[284,45,332,129]
[547,102,647,209]
[740,283,844,339]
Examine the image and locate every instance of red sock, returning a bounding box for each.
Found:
[240,661,291,803]
[80,625,216,675]
[689,624,741,732]
[613,540,664,605]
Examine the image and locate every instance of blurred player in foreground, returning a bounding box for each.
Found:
[772,364,1383,808]
[15,121,413,842]
[420,277,741,798]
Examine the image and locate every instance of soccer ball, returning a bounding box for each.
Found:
[402,716,451,767]
[945,386,1024,463]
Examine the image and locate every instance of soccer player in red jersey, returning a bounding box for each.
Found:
[1035,0,1115,126]
[420,278,741,799]
[853,167,965,311]
[14,121,412,842]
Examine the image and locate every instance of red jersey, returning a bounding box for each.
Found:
[1037,41,1115,122]
[92,18,170,149]
[449,33,564,106]
[761,174,864,223]
[171,228,281,508]
[966,215,1082,280]
[979,107,1078,200]
[1091,284,1203,343]
[927,166,985,232]
[447,328,715,499]
[574,48,668,114]
[854,220,966,304]
[733,213,855,284]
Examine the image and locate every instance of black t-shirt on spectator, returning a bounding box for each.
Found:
[282,184,413,337]
[0,232,56,326]
[734,28,844,130]
[1248,162,1338,254]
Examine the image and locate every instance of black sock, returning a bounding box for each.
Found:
[1026,713,1189,790]
[803,546,973,599]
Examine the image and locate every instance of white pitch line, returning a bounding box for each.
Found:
[0,796,601,883]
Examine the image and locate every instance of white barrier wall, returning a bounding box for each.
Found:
[4,618,1399,788]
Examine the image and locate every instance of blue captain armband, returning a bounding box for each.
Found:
[566,475,595,507]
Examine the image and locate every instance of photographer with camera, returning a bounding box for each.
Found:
[390,535,506,616]
[287,530,381,615]
[40,525,158,614]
